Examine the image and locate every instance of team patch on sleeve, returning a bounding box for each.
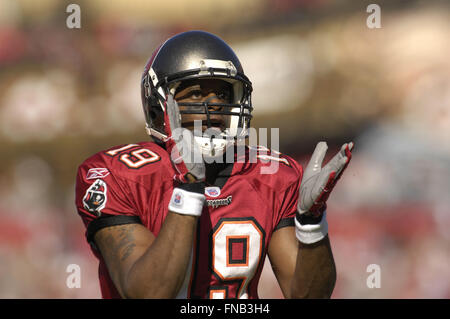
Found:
[82,179,107,216]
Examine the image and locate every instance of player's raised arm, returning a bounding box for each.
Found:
[291,141,353,298]
[88,94,206,299]
[93,210,199,298]
[268,142,353,298]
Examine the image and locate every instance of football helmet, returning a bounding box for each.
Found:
[141,30,253,158]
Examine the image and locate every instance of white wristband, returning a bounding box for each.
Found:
[168,187,205,217]
[295,211,328,244]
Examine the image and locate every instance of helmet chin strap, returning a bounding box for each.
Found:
[193,124,224,159]
[209,135,215,157]
[194,135,233,160]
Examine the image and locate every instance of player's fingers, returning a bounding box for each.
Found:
[325,141,354,172]
[313,169,335,198]
[332,142,354,183]
[345,142,353,161]
[322,143,353,180]
[348,141,354,152]
[338,142,353,172]
[305,141,328,175]
[323,144,345,173]
[166,94,182,129]
[338,141,353,157]
[334,156,349,179]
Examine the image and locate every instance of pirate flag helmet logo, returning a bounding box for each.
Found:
[83,179,107,216]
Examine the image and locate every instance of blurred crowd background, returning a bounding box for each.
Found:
[0,0,449,298]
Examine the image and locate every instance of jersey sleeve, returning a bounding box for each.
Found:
[273,156,303,231]
[75,157,142,247]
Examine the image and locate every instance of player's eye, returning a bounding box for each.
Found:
[189,89,203,100]
[218,90,232,102]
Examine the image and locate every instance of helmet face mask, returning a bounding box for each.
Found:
[141,31,253,158]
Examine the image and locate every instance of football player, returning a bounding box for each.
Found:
[75,30,353,299]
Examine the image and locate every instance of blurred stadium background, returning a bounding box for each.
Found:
[0,0,449,298]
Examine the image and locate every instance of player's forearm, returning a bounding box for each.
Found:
[124,212,197,298]
[290,235,336,299]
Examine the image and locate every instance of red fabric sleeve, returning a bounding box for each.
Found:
[274,156,303,229]
[75,159,139,228]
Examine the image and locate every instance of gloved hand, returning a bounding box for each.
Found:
[164,94,206,216]
[164,94,205,183]
[295,141,353,244]
[298,141,353,216]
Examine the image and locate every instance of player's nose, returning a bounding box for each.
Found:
[203,93,224,111]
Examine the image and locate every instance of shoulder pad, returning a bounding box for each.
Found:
[79,141,174,179]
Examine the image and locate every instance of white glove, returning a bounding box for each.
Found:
[295,141,354,244]
[164,94,206,216]
[164,94,206,183]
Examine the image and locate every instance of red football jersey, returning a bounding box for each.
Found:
[75,141,303,299]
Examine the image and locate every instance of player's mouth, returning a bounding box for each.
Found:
[182,119,226,132]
